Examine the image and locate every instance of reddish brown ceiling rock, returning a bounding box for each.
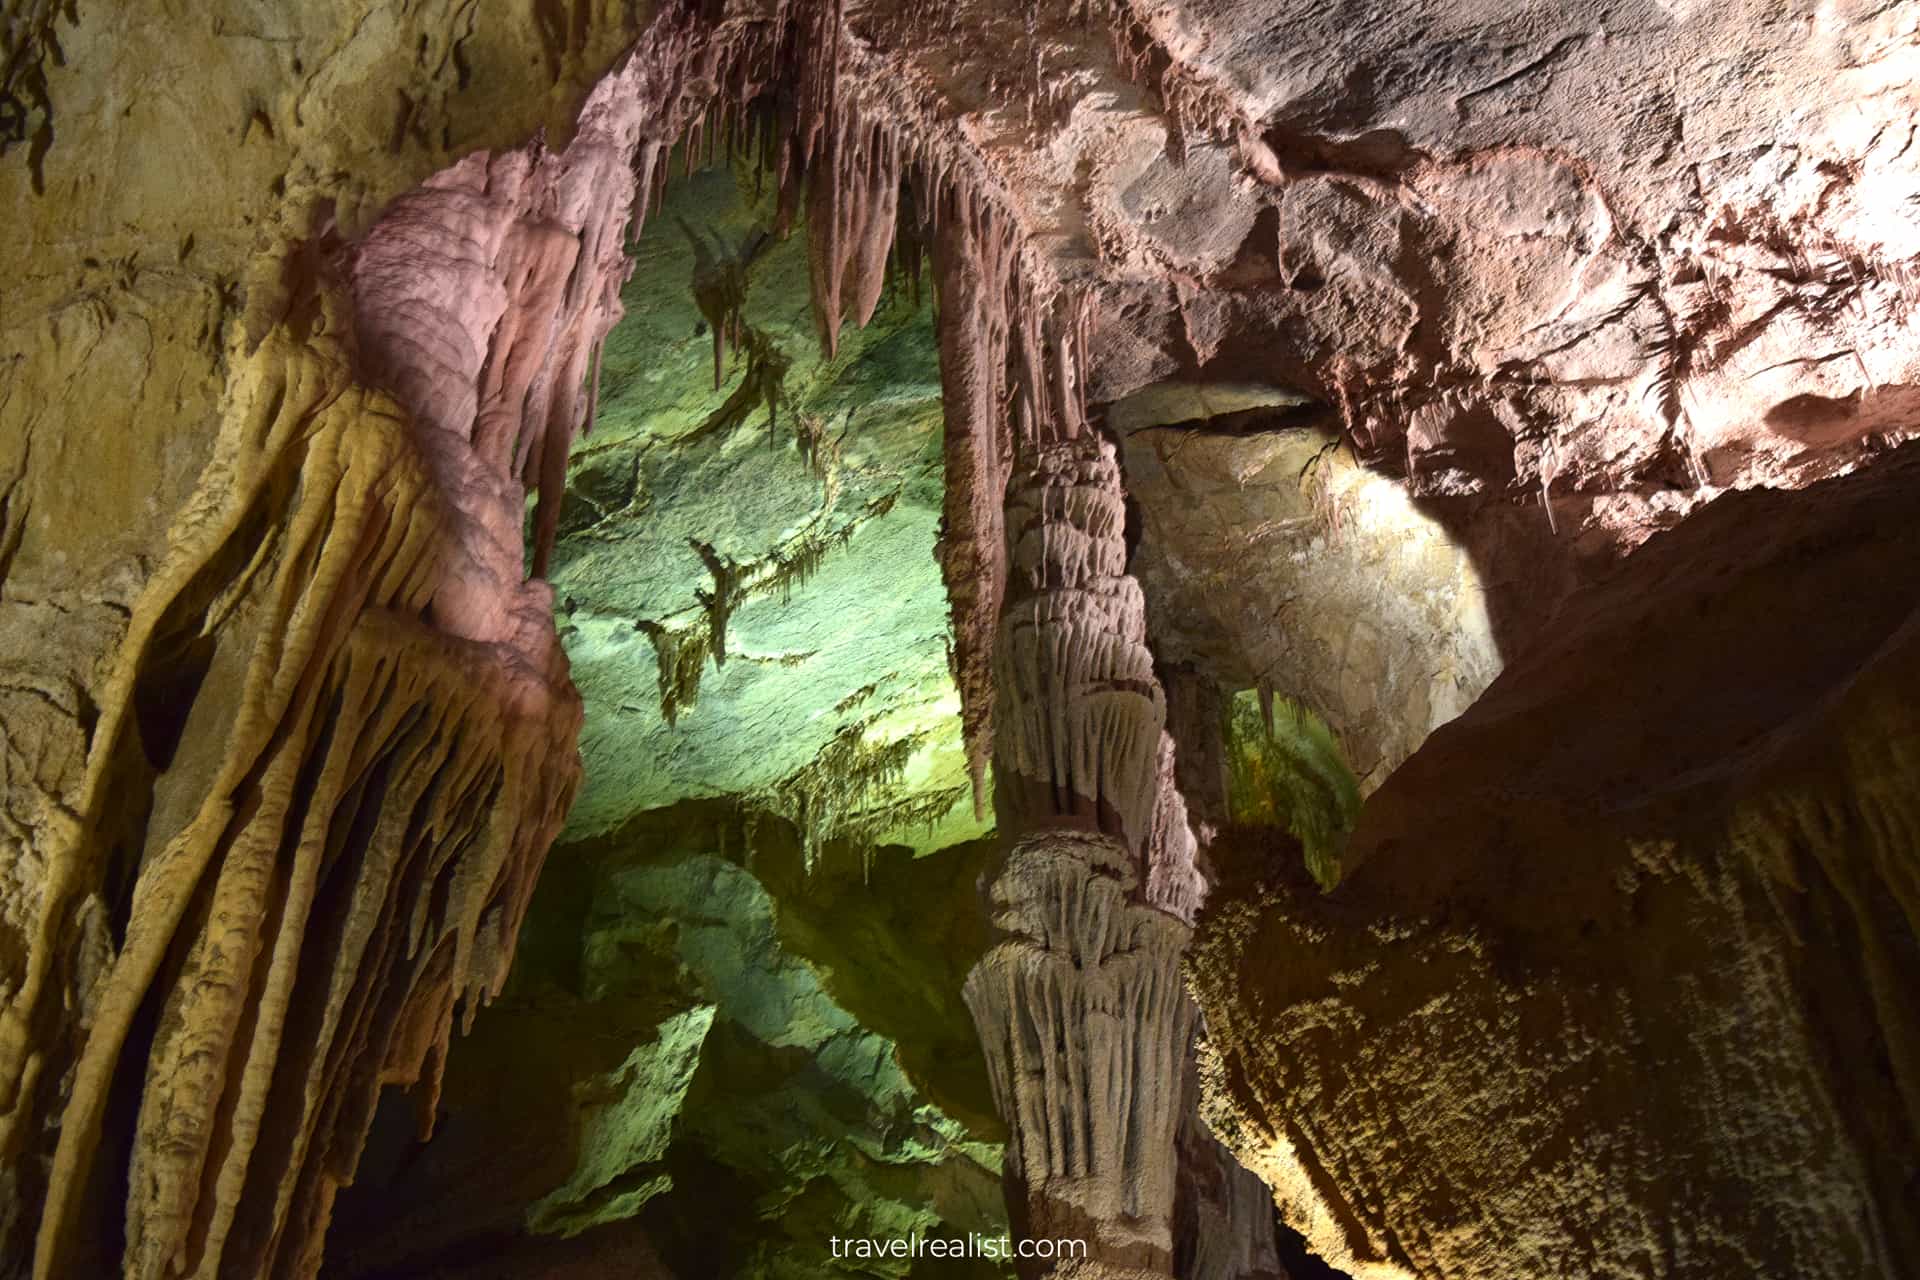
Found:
[837,0,1920,647]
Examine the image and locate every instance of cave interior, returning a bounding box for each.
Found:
[0,1,1917,1279]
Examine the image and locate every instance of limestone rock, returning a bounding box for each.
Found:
[4,1,1918,1278]
[1191,451,1920,1280]
[550,163,987,859]
[1120,422,1499,797]
[526,1004,716,1238]
[328,807,1012,1280]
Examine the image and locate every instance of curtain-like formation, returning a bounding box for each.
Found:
[0,15,733,1274]
[0,300,582,1279]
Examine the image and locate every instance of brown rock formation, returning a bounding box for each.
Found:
[3,0,1917,1277]
[1174,1049,1287,1280]
[0,7,704,1274]
[0,266,585,1278]
[965,433,1204,1278]
[1190,450,1920,1280]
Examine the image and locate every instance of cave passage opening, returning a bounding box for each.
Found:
[325,147,1025,1280]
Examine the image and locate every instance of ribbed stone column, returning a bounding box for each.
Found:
[964,434,1203,1279]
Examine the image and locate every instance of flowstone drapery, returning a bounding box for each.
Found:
[0,18,717,1275]
[0,286,585,1280]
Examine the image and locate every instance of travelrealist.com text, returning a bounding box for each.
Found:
[828,1234,1090,1261]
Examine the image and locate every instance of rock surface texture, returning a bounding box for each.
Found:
[326,806,1010,1280]
[1191,451,1920,1280]
[550,162,988,860]
[966,434,1203,1279]
[0,4,689,1274]
[2,0,1917,1277]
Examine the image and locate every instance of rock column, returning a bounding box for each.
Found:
[964,433,1201,1279]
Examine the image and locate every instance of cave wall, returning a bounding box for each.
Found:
[547,160,987,856]
[326,804,1011,1280]
[1189,452,1920,1280]
[3,0,1918,1277]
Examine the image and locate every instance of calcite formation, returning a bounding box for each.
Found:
[0,6,689,1275]
[0,267,585,1279]
[4,0,1918,1277]
[966,433,1206,1278]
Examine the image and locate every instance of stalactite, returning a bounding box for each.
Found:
[763,718,933,873]
[634,618,711,728]
[677,216,758,391]
[7,293,582,1280]
[769,47,923,361]
[0,13,746,1275]
[930,190,1019,814]
[920,188,1100,816]
[793,407,843,486]
[709,0,1105,827]
[690,538,744,666]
